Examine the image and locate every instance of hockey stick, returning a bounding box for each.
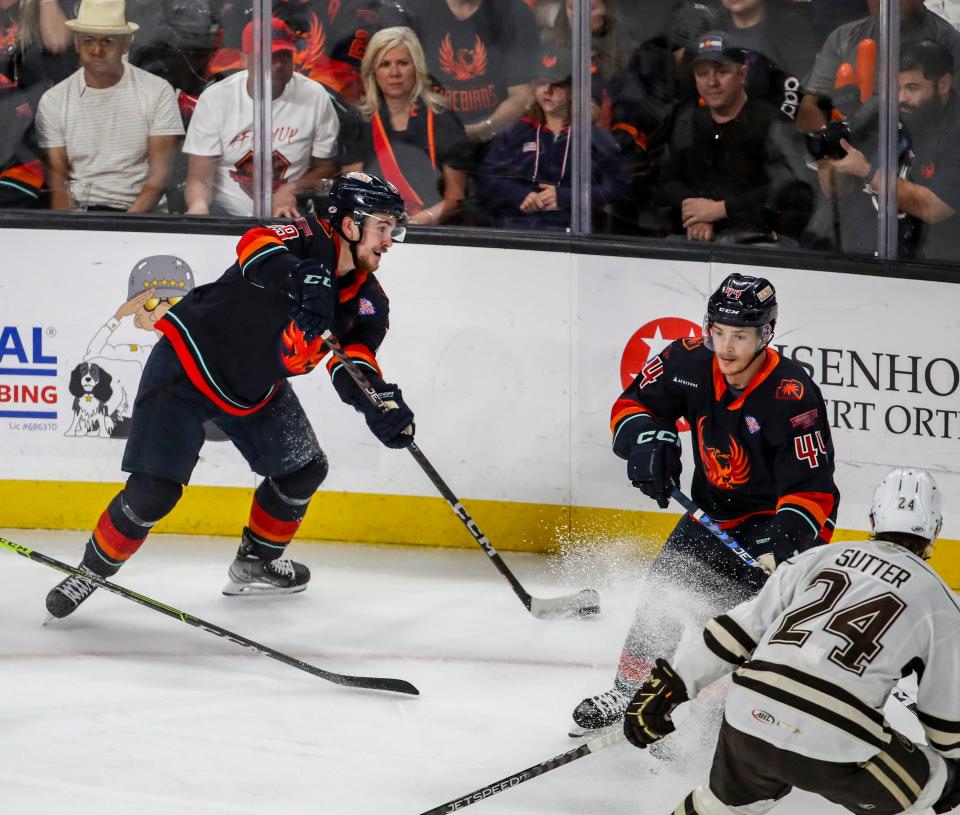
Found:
[0,535,418,696]
[322,335,600,620]
[669,493,923,717]
[418,728,624,814]
[670,487,766,570]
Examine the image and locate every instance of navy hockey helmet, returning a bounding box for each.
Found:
[328,171,406,241]
[704,273,777,349]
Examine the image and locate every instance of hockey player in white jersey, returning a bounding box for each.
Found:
[622,467,960,815]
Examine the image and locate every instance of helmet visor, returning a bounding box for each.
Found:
[357,210,407,243]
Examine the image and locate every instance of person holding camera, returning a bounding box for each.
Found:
[816,39,960,260]
[796,0,960,133]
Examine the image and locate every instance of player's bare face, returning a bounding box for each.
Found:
[355,214,398,272]
[376,44,416,101]
[710,323,765,386]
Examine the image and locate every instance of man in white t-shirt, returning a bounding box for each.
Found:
[35,0,185,212]
[183,17,340,218]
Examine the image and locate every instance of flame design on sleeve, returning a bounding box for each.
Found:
[281,322,326,375]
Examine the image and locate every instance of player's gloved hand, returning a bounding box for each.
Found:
[623,658,689,750]
[358,384,415,449]
[288,260,335,342]
[627,429,682,509]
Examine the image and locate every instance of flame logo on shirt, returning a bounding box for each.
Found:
[281,322,325,375]
[696,417,750,490]
[439,34,487,80]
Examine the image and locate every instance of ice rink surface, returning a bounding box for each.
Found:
[0,529,928,815]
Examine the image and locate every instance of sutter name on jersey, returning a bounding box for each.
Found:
[835,547,912,588]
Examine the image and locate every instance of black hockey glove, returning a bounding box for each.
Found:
[357,384,415,449]
[288,260,335,342]
[627,429,681,509]
[623,658,689,750]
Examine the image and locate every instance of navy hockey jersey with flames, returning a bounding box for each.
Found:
[156,216,392,415]
[611,338,839,556]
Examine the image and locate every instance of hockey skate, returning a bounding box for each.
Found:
[45,568,99,620]
[223,529,311,596]
[569,681,635,737]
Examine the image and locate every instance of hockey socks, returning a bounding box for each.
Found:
[83,492,157,577]
[244,459,326,560]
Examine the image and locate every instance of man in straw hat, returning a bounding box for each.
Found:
[35,0,184,212]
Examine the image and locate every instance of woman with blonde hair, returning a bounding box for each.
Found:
[13,0,77,88]
[345,26,471,225]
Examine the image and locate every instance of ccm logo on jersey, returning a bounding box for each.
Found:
[638,355,665,388]
[794,431,828,468]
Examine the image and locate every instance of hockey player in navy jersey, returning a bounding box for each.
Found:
[571,273,840,735]
[624,467,960,815]
[46,172,415,618]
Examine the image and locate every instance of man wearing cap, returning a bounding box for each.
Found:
[656,30,794,242]
[474,48,628,229]
[183,16,339,218]
[35,0,185,212]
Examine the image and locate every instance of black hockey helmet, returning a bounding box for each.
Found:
[328,171,406,241]
[704,273,778,348]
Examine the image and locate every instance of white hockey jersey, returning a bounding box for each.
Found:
[673,538,960,763]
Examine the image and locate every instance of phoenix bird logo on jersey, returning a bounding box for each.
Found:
[281,322,324,375]
[439,34,487,80]
[697,417,751,489]
[291,12,327,77]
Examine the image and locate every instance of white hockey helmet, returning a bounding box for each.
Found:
[869,467,943,557]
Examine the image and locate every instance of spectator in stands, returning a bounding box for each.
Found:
[183,16,339,218]
[474,48,628,230]
[406,0,537,145]
[205,1,409,103]
[544,0,631,128]
[35,0,184,212]
[796,0,960,133]
[344,26,471,225]
[129,0,222,109]
[717,0,816,104]
[656,30,796,243]
[11,0,78,89]
[128,0,223,214]
[803,0,868,49]
[820,39,960,260]
[0,49,45,208]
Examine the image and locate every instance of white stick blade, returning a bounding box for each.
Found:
[529,588,601,619]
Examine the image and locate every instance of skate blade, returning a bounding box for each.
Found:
[568,721,621,739]
[222,580,308,596]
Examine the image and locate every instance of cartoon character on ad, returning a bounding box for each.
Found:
[66,255,194,438]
